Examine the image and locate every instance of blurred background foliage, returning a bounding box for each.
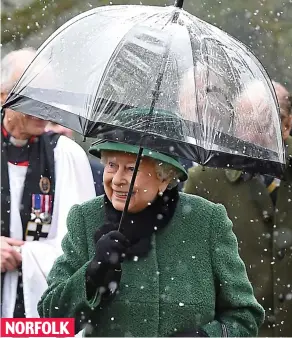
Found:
[2,0,292,149]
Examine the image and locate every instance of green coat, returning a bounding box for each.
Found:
[38,193,264,337]
[184,136,292,337]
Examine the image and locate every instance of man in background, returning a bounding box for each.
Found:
[1,48,96,318]
[184,80,292,337]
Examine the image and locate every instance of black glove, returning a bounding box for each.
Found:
[86,230,130,299]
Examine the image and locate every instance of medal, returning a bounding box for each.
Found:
[40,212,52,224]
[26,193,53,240]
[39,176,51,194]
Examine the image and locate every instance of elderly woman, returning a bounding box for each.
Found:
[38,138,264,337]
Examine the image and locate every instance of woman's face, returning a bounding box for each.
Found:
[102,151,170,213]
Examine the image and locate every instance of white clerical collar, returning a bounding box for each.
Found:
[9,136,29,147]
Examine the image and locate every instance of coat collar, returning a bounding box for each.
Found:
[283,136,292,179]
[224,169,242,183]
[285,136,292,161]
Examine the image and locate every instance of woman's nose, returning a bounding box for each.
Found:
[112,168,127,187]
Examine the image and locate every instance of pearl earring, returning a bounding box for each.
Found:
[158,191,163,196]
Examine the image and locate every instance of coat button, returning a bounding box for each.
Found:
[277,249,286,260]
[262,211,272,222]
[278,294,285,302]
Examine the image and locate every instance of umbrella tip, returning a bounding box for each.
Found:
[174,0,184,8]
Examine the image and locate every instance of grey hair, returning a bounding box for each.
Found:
[100,152,181,189]
[1,48,37,93]
[233,80,274,131]
[155,161,181,189]
[235,80,271,115]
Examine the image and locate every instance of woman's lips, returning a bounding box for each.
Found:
[113,191,135,200]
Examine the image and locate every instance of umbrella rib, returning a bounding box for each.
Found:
[201,37,241,136]
[184,24,205,146]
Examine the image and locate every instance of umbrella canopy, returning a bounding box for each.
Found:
[3,3,285,176]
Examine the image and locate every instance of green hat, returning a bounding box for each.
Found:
[89,141,188,182]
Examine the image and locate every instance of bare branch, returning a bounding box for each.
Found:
[1,0,106,45]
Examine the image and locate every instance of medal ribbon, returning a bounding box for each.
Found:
[32,194,41,211]
[32,194,52,214]
[42,194,53,214]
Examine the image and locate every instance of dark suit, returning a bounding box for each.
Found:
[89,158,104,196]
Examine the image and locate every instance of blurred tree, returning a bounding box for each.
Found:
[1,0,109,45]
[2,0,291,89]
[182,0,292,88]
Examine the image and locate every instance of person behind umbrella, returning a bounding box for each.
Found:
[184,81,292,337]
[38,108,264,337]
[1,48,96,318]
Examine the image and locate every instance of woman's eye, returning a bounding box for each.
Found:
[106,162,117,171]
[128,166,135,172]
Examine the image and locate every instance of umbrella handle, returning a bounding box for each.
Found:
[118,7,177,232]
[118,147,144,232]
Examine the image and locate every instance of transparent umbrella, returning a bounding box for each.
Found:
[3,0,285,178]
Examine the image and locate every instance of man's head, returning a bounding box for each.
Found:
[234,81,273,147]
[1,48,47,139]
[1,48,37,103]
[179,65,235,136]
[233,80,291,151]
[272,81,292,141]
